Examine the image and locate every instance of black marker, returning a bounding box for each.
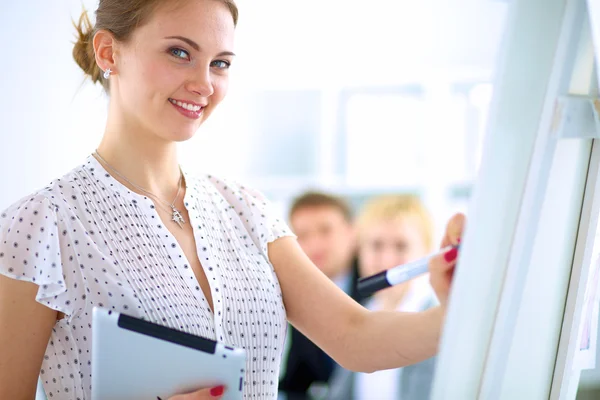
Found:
[357,245,459,297]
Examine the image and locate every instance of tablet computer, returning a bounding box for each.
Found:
[91,307,246,400]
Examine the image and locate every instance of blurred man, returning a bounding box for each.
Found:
[290,192,356,282]
[279,191,360,399]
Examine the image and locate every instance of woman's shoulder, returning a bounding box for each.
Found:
[188,170,269,207]
[0,163,89,319]
[187,170,293,256]
[0,159,94,226]
[1,161,87,216]
[192,171,255,193]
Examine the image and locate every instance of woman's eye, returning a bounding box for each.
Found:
[170,48,190,60]
[211,60,231,69]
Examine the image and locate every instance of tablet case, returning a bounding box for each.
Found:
[91,307,246,400]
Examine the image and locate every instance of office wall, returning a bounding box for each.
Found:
[0,0,508,212]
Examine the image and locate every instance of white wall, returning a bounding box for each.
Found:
[0,0,508,210]
[234,0,507,89]
[0,0,104,209]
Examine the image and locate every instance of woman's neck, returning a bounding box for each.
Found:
[96,117,182,202]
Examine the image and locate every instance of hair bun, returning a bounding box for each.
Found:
[72,10,103,84]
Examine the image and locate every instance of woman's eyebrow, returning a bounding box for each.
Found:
[165,35,236,57]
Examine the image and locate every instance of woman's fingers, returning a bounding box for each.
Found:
[430,213,466,306]
[166,385,226,400]
[439,213,465,248]
[430,250,456,307]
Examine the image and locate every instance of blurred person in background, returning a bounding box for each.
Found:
[328,194,438,400]
[279,191,362,399]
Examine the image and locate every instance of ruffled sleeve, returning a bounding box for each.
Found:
[206,176,296,260]
[0,194,85,319]
[238,184,295,256]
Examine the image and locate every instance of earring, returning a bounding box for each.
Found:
[103,68,112,79]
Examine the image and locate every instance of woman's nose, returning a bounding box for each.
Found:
[187,68,214,97]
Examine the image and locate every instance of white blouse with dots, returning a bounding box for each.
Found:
[0,155,294,400]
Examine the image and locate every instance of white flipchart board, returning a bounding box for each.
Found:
[431,0,599,399]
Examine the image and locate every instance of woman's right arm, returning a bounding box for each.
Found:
[0,275,227,400]
[0,274,57,400]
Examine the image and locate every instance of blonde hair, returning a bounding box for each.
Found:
[72,0,239,92]
[356,194,435,251]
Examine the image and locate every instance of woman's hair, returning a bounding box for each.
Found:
[72,0,238,91]
[356,194,435,251]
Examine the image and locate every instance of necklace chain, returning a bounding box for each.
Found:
[93,150,186,228]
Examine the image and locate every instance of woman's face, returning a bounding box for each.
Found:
[113,0,235,142]
[358,216,429,278]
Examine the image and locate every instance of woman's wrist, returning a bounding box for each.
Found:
[426,306,447,345]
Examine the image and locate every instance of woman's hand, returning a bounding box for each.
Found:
[166,385,225,400]
[429,213,465,308]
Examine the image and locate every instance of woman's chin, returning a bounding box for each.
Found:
[161,125,201,143]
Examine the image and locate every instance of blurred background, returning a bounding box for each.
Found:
[1,0,598,398]
[0,0,505,241]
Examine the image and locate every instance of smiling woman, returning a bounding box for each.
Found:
[73,0,238,90]
[0,1,465,400]
[73,0,237,143]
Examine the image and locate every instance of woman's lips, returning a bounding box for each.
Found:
[168,98,205,119]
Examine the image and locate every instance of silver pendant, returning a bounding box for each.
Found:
[171,206,185,229]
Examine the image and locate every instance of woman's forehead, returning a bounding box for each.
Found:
[134,0,235,45]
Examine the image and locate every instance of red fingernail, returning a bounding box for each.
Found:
[457,238,461,243]
[210,385,225,397]
[444,247,458,262]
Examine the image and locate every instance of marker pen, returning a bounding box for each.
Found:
[357,244,459,297]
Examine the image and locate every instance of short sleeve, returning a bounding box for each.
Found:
[206,175,295,260]
[0,194,84,319]
[238,184,295,256]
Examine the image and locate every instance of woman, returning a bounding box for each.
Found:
[0,1,464,399]
[329,194,440,400]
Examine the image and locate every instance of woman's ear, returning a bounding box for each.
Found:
[93,29,117,74]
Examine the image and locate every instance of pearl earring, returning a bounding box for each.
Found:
[103,68,112,79]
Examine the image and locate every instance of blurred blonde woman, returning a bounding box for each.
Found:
[329,194,438,400]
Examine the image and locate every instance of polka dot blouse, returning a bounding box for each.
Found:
[0,155,294,400]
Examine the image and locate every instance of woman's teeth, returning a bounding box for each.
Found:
[169,99,202,112]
